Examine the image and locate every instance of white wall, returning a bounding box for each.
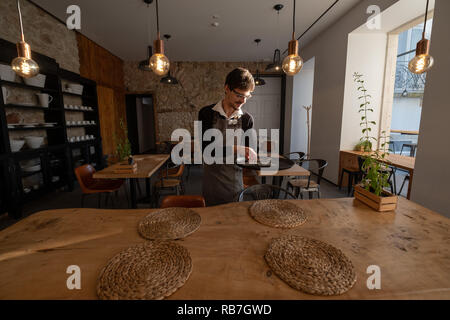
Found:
[411,0,450,218]
[244,77,282,131]
[391,97,422,131]
[284,0,399,183]
[340,33,387,151]
[290,58,315,156]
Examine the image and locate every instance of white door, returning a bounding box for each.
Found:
[243,77,282,132]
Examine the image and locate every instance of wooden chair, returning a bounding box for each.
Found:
[154,164,185,205]
[287,159,328,199]
[74,164,124,208]
[161,195,206,208]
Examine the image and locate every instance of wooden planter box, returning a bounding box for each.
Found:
[354,185,398,212]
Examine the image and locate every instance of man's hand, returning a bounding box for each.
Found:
[235,146,257,163]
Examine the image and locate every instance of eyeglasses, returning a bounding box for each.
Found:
[232,89,252,100]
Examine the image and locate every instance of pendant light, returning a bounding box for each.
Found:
[149,0,169,76]
[11,0,39,78]
[265,4,283,72]
[138,0,154,71]
[253,39,265,86]
[138,46,153,71]
[282,0,303,76]
[160,34,178,84]
[408,0,434,74]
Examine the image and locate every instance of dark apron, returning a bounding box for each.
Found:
[202,112,243,206]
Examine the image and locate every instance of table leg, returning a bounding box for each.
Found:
[146,178,152,207]
[407,171,413,200]
[261,176,266,184]
[129,178,137,209]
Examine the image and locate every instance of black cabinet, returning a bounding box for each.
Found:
[0,38,103,218]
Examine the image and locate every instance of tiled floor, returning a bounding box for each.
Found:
[0,165,409,231]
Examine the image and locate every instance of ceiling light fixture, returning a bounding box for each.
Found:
[254,39,265,86]
[11,0,39,78]
[160,34,178,85]
[265,4,283,72]
[149,0,169,76]
[282,0,303,76]
[408,0,434,74]
[138,0,154,71]
[138,45,153,71]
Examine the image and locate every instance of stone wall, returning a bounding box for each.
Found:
[0,0,79,73]
[124,61,267,141]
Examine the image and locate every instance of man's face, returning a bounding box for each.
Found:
[224,85,252,111]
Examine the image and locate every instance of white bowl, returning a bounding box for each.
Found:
[23,74,46,88]
[67,83,83,95]
[25,136,44,149]
[10,139,25,152]
[23,164,41,172]
[0,64,16,81]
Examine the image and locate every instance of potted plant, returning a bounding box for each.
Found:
[352,73,398,212]
[114,118,132,162]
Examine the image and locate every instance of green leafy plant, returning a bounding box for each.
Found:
[354,72,391,196]
[114,118,131,161]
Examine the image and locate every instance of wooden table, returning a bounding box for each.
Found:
[0,198,449,299]
[93,154,170,208]
[390,130,419,135]
[339,151,415,199]
[257,158,310,186]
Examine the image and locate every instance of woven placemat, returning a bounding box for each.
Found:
[249,199,307,228]
[97,241,192,300]
[138,207,201,240]
[265,235,357,296]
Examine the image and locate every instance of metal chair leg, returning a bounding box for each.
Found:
[123,182,129,204]
[339,170,344,190]
[104,193,110,208]
[98,193,102,208]
[347,172,353,196]
[81,194,85,207]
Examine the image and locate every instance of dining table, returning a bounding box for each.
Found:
[256,156,310,186]
[0,197,448,300]
[93,154,170,208]
[339,150,415,199]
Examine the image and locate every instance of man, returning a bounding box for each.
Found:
[199,67,257,206]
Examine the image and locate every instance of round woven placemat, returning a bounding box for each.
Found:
[97,241,192,300]
[138,207,201,240]
[265,235,357,296]
[249,199,307,228]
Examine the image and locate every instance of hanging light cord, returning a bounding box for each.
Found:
[156,0,160,35]
[422,0,429,38]
[292,0,296,39]
[17,0,25,41]
[283,0,339,54]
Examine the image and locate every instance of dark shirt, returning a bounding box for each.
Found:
[198,104,254,158]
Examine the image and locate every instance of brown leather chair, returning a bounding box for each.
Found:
[160,195,206,208]
[74,164,124,208]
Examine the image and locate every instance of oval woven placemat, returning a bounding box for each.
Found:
[138,207,201,240]
[97,241,192,300]
[249,199,307,228]
[265,235,357,296]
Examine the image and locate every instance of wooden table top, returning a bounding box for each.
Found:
[256,156,310,177]
[390,130,419,135]
[93,154,170,179]
[0,197,449,300]
[342,150,415,172]
[257,163,310,177]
